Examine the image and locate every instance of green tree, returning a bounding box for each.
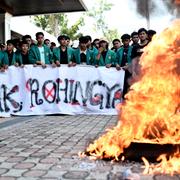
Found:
[85,0,119,42]
[32,14,84,40]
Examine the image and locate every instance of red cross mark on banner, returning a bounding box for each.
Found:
[45,86,55,99]
[26,80,30,91]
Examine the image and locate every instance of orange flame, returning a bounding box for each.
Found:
[142,150,180,175]
[86,20,180,174]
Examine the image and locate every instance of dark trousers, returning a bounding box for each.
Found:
[122,70,132,99]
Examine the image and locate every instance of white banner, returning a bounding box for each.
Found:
[0,65,125,116]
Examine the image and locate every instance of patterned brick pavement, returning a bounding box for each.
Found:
[0,115,179,180]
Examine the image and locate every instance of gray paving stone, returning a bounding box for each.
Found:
[23,170,47,177]
[1,169,27,177]
[17,178,38,180]
[51,163,75,171]
[32,163,53,170]
[13,162,36,169]
[5,157,26,163]
[0,157,9,163]
[0,168,8,175]
[0,152,18,157]
[24,157,40,163]
[0,177,16,180]
[40,157,61,164]
[43,170,66,179]
[153,175,180,180]
[0,163,16,169]
[62,170,89,179]
[30,152,49,158]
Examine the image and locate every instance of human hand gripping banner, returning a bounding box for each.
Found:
[0,65,125,117]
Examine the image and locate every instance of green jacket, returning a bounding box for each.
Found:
[52,46,74,63]
[91,46,98,54]
[73,48,94,65]
[116,46,133,66]
[3,51,16,65]
[29,44,53,64]
[95,49,116,66]
[0,51,5,67]
[15,52,29,65]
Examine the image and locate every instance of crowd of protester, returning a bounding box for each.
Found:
[0,28,156,98]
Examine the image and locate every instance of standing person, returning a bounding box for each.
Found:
[131,28,149,79]
[29,32,53,68]
[91,38,99,54]
[52,35,74,67]
[111,39,121,52]
[3,40,16,66]
[131,31,139,46]
[0,50,7,71]
[22,35,33,47]
[15,40,30,66]
[0,43,6,51]
[147,29,156,41]
[72,36,94,65]
[116,34,133,99]
[66,36,71,47]
[95,39,116,68]
[50,42,56,52]
[131,28,149,59]
[44,39,51,47]
[13,38,21,52]
[85,35,92,50]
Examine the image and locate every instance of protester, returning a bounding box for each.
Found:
[22,35,33,47]
[0,43,6,51]
[0,50,6,71]
[52,35,74,67]
[72,36,94,65]
[44,39,51,47]
[28,32,53,68]
[66,36,71,47]
[116,34,133,99]
[13,38,21,52]
[15,40,30,66]
[95,39,116,68]
[91,38,99,54]
[50,42,56,52]
[147,29,156,41]
[131,28,149,78]
[111,39,121,52]
[131,31,139,46]
[85,35,92,50]
[3,40,16,66]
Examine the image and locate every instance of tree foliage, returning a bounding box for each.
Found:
[33,14,84,40]
[85,0,119,42]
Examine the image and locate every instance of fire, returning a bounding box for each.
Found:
[86,20,180,174]
[142,150,180,175]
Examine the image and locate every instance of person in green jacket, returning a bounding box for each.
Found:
[29,32,53,68]
[3,40,16,67]
[95,39,116,68]
[0,51,7,72]
[52,35,74,67]
[15,40,30,66]
[115,34,133,70]
[72,36,95,65]
[116,34,133,99]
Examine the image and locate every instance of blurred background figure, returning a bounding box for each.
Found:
[0,43,6,51]
[111,38,121,52]
[147,29,156,41]
[44,39,51,47]
[50,42,56,52]
[131,31,139,46]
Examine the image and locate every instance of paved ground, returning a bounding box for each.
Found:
[0,115,179,180]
